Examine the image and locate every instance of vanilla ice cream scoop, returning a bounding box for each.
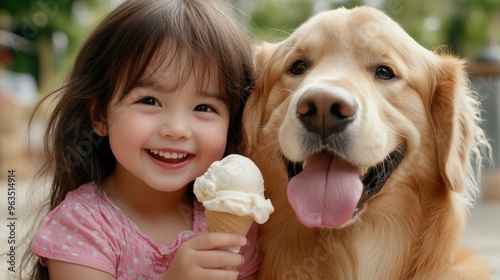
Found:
[194,154,274,224]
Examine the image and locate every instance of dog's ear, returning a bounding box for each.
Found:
[243,42,275,154]
[430,55,478,193]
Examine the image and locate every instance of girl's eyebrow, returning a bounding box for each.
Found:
[135,77,180,94]
[137,77,224,101]
[198,90,223,101]
[136,78,164,91]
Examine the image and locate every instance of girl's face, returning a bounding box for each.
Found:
[99,55,230,193]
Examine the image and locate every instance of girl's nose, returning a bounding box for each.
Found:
[159,115,192,140]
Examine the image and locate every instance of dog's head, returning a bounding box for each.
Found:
[244,6,489,228]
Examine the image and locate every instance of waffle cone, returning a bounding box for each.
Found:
[205,210,254,236]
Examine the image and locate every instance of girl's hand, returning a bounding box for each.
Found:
[161,232,247,280]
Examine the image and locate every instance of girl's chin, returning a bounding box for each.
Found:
[144,177,193,193]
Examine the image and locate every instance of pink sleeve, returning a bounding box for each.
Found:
[31,195,118,276]
[236,222,261,278]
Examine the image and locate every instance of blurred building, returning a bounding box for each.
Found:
[0,30,38,179]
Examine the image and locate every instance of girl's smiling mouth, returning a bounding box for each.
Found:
[147,149,192,167]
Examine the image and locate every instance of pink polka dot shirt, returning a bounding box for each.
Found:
[31,183,261,279]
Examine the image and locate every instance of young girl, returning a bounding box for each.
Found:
[25,0,257,279]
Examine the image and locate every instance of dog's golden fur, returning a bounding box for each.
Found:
[243,7,491,280]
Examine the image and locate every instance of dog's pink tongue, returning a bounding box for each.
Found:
[287,153,363,228]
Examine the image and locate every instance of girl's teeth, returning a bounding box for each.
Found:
[149,149,187,160]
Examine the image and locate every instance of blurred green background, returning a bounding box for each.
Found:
[1,0,499,96]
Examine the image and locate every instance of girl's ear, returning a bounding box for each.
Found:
[89,101,108,137]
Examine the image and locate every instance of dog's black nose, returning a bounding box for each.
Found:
[297,88,357,137]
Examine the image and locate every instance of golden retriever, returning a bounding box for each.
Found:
[243,6,491,280]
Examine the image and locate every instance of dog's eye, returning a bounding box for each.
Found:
[290,60,308,75]
[375,66,395,80]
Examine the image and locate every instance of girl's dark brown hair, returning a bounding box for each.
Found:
[21,0,254,278]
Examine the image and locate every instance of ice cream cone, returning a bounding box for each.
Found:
[205,209,254,236]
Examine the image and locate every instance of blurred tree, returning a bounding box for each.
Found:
[250,0,315,41]
[0,0,106,94]
[383,0,500,58]
[444,0,500,58]
[1,0,498,96]
[244,0,500,60]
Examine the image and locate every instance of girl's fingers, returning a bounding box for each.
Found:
[196,249,245,269]
[189,232,247,250]
[167,261,240,280]
[203,268,240,280]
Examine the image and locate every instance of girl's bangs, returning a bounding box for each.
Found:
[114,39,223,101]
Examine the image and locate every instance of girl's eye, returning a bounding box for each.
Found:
[138,97,159,106]
[194,104,214,112]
